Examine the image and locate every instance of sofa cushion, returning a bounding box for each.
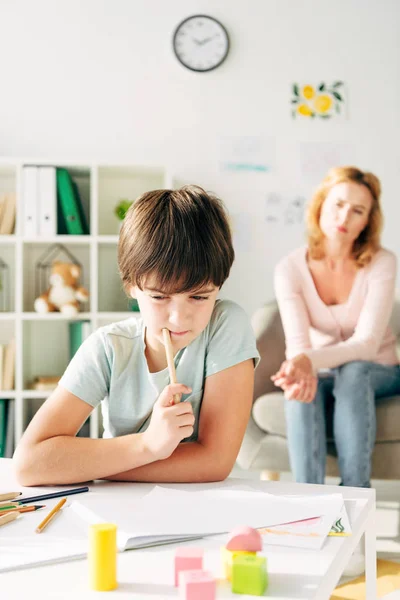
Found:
[253,392,400,443]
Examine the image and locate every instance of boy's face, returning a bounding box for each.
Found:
[130,277,219,352]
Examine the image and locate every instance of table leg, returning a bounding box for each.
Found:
[364,508,377,599]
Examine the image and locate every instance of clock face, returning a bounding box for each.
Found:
[173,15,230,72]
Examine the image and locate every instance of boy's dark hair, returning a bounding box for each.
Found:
[118,185,235,294]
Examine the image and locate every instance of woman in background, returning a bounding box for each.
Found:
[272,166,400,489]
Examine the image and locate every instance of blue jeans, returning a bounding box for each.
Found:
[284,361,400,487]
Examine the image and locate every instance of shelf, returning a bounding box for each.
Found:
[22,242,91,312]
[96,235,119,244]
[0,313,16,320]
[0,158,167,446]
[0,391,16,399]
[22,312,92,320]
[0,236,16,244]
[22,235,92,244]
[21,390,51,399]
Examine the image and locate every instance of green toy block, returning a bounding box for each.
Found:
[231,554,268,596]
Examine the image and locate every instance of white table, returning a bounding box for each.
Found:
[0,459,376,600]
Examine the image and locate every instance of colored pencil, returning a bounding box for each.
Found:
[0,503,20,511]
[0,512,19,527]
[162,328,180,404]
[19,486,89,505]
[36,498,67,534]
[0,492,22,502]
[0,500,21,507]
[0,505,45,515]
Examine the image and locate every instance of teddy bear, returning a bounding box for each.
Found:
[34,261,89,317]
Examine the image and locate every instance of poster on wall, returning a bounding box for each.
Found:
[297,141,358,182]
[219,135,276,173]
[291,82,347,120]
[265,192,306,226]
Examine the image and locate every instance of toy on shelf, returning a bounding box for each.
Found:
[34,261,89,316]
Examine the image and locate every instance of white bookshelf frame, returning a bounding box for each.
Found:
[0,157,172,448]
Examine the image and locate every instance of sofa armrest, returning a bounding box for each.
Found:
[251,303,286,400]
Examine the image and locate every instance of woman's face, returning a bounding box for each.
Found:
[319,181,373,244]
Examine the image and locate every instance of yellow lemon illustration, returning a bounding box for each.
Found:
[314,94,333,114]
[297,103,313,117]
[302,85,315,99]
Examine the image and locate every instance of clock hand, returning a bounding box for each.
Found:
[199,36,216,45]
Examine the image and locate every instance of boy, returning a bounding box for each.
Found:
[14,186,259,485]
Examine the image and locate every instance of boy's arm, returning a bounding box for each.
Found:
[13,382,190,486]
[103,358,255,483]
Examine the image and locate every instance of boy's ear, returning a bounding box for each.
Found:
[129,286,137,299]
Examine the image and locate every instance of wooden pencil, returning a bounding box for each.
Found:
[162,328,180,404]
[0,512,19,527]
[36,498,67,534]
[0,500,20,507]
[0,492,22,502]
[0,505,44,515]
[0,503,20,511]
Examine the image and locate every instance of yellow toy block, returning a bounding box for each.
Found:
[220,546,256,581]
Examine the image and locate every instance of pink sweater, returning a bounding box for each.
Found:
[274,246,398,371]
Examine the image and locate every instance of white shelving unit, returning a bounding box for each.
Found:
[0,158,171,450]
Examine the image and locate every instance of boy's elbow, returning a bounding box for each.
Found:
[13,446,41,487]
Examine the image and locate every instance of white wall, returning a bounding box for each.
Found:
[1,0,399,316]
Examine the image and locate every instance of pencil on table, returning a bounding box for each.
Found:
[36,498,67,534]
[0,512,19,527]
[0,492,22,502]
[162,328,180,404]
[0,505,45,515]
[0,502,21,510]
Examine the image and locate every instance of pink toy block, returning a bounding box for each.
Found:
[226,525,262,552]
[174,547,204,586]
[179,570,216,600]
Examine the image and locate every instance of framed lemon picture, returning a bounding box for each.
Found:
[291,82,346,119]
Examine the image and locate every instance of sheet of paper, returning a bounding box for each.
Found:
[70,487,343,550]
[258,496,351,550]
[0,504,88,573]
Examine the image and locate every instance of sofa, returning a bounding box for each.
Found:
[237,300,400,480]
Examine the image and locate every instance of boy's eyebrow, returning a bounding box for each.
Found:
[145,286,216,294]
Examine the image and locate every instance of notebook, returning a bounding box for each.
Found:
[0,486,343,573]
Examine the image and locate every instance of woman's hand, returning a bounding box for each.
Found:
[271,354,317,403]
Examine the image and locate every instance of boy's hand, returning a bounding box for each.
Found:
[143,384,195,461]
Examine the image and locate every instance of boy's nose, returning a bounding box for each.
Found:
[168,310,190,328]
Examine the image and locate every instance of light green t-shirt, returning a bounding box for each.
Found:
[59,299,260,440]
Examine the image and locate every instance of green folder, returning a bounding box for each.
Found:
[69,321,83,359]
[0,400,8,458]
[56,168,89,235]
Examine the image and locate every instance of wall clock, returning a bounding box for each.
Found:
[173,15,230,72]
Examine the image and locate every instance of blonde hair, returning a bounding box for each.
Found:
[306,166,383,267]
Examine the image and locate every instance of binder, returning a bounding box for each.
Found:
[4,400,14,458]
[0,193,16,235]
[69,320,91,359]
[0,399,7,458]
[38,167,57,236]
[2,339,15,391]
[22,166,39,237]
[56,168,89,235]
